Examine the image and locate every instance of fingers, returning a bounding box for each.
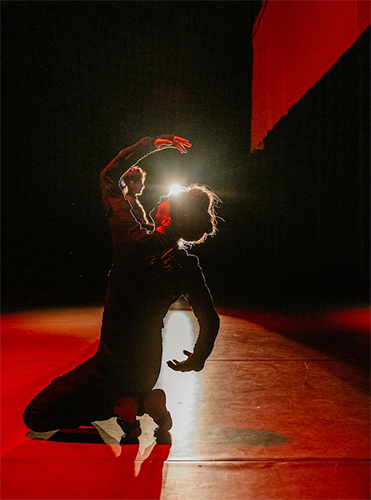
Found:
[155,136,192,153]
[174,137,192,147]
[175,144,187,153]
[167,359,180,371]
[166,356,188,371]
[173,137,192,153]
[154,138,173,149]
[166,350,195,372]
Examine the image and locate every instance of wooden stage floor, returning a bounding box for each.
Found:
[1,303,370,499]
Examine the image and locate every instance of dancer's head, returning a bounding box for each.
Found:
[121,166,146,196]
[151,184,220,247]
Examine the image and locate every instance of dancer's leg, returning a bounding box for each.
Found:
[24,366,113,432]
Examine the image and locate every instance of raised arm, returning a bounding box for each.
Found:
[100,135,191,217]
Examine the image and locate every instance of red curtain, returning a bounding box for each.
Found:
[251,0,370,151]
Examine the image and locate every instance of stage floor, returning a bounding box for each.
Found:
[1,303,370,499]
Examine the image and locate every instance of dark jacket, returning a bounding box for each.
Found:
[95,136,219,394]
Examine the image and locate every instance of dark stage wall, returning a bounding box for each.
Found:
[1,2,262,311]
[204,28,370,310]
[2,4,369,312]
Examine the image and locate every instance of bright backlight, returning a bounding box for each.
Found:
[169,184,184,195]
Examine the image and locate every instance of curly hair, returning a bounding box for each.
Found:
[168,183,220,248]
[120,166,146,193]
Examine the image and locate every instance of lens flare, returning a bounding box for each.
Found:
[168,184,184,195]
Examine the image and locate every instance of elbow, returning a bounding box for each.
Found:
[100,166,109,183]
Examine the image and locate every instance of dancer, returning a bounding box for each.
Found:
[24,135,220,442]
[120,165,154,230]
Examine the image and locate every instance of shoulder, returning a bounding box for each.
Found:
[125,193,136,204]
[135,229,166,250]
[177,249,203,272]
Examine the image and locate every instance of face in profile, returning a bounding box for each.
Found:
[130,178,145,196]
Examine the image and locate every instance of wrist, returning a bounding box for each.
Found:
[189,354,205,371]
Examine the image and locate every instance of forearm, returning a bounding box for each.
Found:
[191,308,220,368]
[101,137,152,189]
[100,135,173,194]
[166,306,219,373]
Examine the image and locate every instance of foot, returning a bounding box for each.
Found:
[144,389,173,437]
[114,396,141,444]
[117,417,141,444]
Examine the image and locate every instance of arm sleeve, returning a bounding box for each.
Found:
[100,135,174,217]
[184,257,220,366]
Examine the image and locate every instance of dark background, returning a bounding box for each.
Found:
[2,1,262,310]
[2,2,369,312]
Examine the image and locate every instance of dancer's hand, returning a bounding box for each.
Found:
[167,350,204,372]
[154,136,192,153]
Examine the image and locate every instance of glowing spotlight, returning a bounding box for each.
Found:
[169,184,184,195]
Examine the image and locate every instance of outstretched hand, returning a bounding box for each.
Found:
[154,136,192,153]
[167,350,204,372]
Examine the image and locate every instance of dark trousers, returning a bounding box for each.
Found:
[23,360,117,432]
[24,336,162,432]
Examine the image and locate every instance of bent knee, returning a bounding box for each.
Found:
[23,405,55,432]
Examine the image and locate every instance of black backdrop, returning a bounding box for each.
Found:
[2,3,369,312]
[2,2,261,309]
